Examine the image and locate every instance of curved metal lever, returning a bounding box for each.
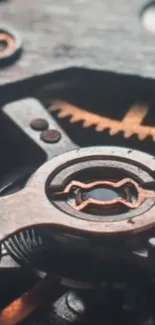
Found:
[0,274,60,325]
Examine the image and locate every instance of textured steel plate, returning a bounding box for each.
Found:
[0,0,155,84]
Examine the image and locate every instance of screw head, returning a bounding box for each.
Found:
[30,118,49,131]
[40,129,61,143]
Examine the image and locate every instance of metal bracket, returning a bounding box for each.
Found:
[3,98,76,160]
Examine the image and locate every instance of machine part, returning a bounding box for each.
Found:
[19,282,155,325]
[2,1,155,324]
[1,145,155,239]
[50,178,155,211]
[1,0,155,83]
[1,97,155,322]
[40,129,62,144]
[30,118,49,131]
[0,26,22,67]
[0,97,77,272]
[0,112,155,285]
[0,97,76,209]
[51,291,86,324]
[2,98,76,161]
[51,101,155,141]
[45,147,155,224]
[0,275,60,325]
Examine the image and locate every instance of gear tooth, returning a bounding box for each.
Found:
[50,101,155,141]
[137,133,148,140]
[132,249,148,258]
[57,111,70,118]
[70,116,80,123]
[83,120,93,128]
[95,125,105,132]
[109,128,120,136]
[69,118,76,123]
[123,130,134,138]
[50,105,62,112]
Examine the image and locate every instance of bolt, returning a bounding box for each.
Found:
[66,291,86,316]
[30,118,49,131]
[40,129,61,143]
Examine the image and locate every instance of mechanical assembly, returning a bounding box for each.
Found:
[1,98,155,325]
[1,1,155,324]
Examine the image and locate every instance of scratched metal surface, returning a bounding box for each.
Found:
[0,0,154,84]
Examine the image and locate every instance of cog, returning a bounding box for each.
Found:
[50,101,155,141]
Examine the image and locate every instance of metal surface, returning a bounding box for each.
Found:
[1,145,155,241]
[0,0,155,83]
[0,132,155,287]
[46,147,155,224]
[52,291,86,324]
[3,98,76,161]
[2,93,155,325]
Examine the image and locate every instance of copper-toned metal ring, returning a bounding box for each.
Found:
[53,178,155,211]
[0,26,22,66]
[0,33,15,57]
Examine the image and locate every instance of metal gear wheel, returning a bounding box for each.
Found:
[50,101,155,141]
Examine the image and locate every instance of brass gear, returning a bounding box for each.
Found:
[50,101,155,141]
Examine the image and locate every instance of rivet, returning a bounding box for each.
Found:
[40,129,61,143]
[30,118,49,131]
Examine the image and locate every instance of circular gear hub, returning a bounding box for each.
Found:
[2,146,155,287]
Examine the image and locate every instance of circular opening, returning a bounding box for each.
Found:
[142,2,155,34]
[82,187,121,202]
[76,186,128,215]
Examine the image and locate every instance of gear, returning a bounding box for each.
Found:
[50,101,155,141]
